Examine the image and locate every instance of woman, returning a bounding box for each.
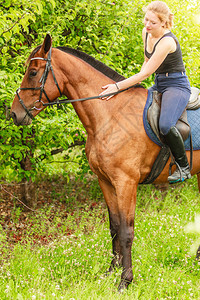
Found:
[99,0,191,183]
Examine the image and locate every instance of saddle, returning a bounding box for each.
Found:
[148,87,200,142]
[142,87,200,184]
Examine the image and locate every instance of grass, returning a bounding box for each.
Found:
[0,175,200,299]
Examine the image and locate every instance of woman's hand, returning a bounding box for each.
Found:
[99,83,119,101]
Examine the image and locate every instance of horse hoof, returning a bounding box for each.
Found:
[104,269,113,277]
[118,280,130,292]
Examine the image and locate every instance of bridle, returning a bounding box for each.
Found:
[16,47,142,118]
[15,47,62,119]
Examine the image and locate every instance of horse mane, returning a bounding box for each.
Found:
[27,45,143,88]
[56,46,125,82]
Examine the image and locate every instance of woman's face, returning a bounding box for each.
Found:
[144,10,164,34]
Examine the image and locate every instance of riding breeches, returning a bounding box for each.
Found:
[151,72,191,135]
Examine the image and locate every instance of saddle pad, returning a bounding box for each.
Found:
[143,88,200,150]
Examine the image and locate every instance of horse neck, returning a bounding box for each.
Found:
[53,49,115,135]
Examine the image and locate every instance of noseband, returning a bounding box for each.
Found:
[15,47,62,119]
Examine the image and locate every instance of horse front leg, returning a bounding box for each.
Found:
[116,178,138,291]
[98,179,123,271]
[99,176,138,291]
[108,209,123,271]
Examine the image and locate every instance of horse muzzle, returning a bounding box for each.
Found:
[10,110,32,126]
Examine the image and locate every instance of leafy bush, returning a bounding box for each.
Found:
[0,0,200,183]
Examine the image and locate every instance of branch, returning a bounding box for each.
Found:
[37,140,85,162]
[0,184,39,213]
[2,12,26,35]
[91,41,103,54]
[48,160,80,164]
[68,140,85,148]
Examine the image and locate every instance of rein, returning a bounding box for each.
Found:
[43,84,139,107]
[16,47,142,116]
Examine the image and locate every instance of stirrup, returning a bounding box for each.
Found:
[168,161,191,183]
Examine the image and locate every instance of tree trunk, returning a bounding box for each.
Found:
[20,177,36,210]
[19,130,37,210]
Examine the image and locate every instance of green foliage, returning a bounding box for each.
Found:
[0,0,200,182]
[166,0,200,86]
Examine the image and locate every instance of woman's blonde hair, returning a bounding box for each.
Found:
[143,1,174,29]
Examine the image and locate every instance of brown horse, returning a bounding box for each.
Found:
[11,34,200,290]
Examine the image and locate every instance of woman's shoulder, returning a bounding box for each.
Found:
[164,31,178,42]
[163,31,178,43]
[156,33,177,53]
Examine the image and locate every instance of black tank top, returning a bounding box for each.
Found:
[145,31,185,74]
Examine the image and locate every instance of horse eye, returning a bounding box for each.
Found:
[29,70,37,77]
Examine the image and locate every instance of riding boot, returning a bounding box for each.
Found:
[163,126,191,183]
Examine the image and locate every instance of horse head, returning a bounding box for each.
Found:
[11,34,62,125]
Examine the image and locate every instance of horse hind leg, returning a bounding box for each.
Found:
[196,245,200,260]
[193,175,200,258]
[192,175,200,260]
[197,173,200,193]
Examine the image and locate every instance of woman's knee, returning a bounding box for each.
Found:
[159,121,173,136]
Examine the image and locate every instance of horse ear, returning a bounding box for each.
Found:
[41,34,52,55]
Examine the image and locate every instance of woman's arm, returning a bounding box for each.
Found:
[100,36,176,100]
[139,28,149,80]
